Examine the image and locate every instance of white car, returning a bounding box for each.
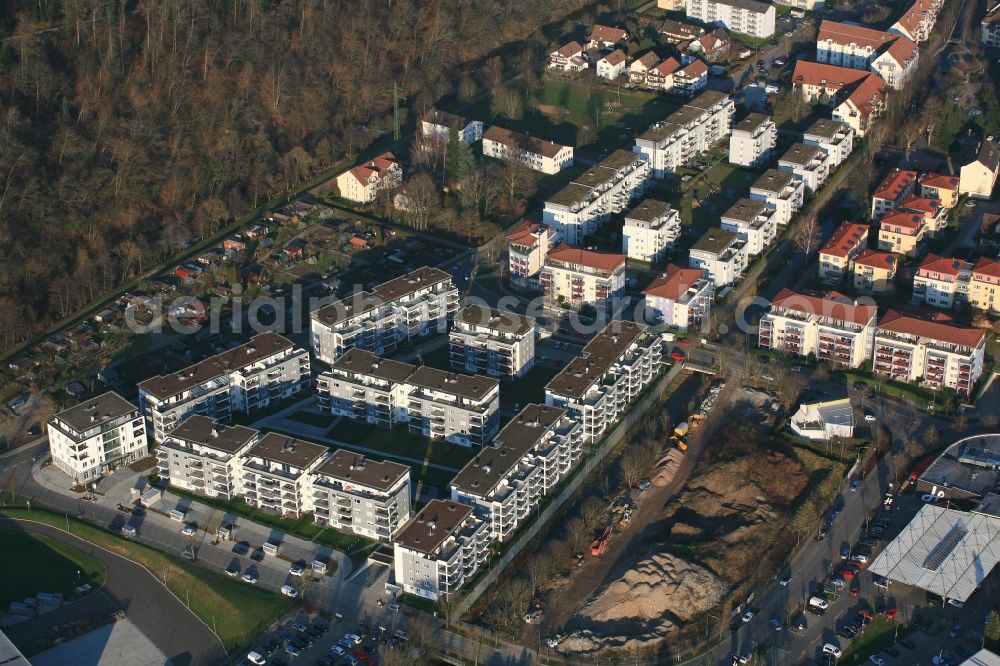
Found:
[247,651,266,666]
[288,563,305,576]
[851,554,869,565]
[870,656,886,666]
[280,584,298,598]
[241,573,258,584]
[808,596,830,610]
[864,414,877,422]
[742,610,754,623]
[181,524,197,536]
[823,643,843,658]
[345,633,362,646]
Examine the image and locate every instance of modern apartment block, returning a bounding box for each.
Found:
[919,173,961,209]
[850,249,897,294]
[815,20,919,90]
[138,332,311,443]
[720,197,778,256]
[874,310,985,396]
[450,404,583,543]
[310,450,411,541]
[871,168,918,219]
[482,126,573,175]
[542,150,650,246]
[155,416,258,499]
[392,499,491,600]
[642,265,714,332]
[48,392,147,483]
[449,304,537,379]
[791,61,887,137]
[633,90,735,178]
[750,169,804,227]
[241,433,328,519]
[802,118,854,167]
[818,221,869,283]
[545,321,662,443]
[688,228,749,287]
[778,143,830,193]
[311,266,458,364]
[685,0,776,38]
[421,109,484,145]
[728,113,776,167]
[539,245,627,314]
[317,349,501,447]
[758,289,877,367]
[506,221,554,290]
[622,199,682,263]
[877,210,927,257]
[912,254,973,309]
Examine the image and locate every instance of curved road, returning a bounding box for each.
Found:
[1,518,227,666]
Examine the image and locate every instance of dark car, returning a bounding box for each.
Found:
[900,639,916,649]
[885,647,900,657]
[232,541,250,555]
[250,548,265,561]
[313,622,329,634]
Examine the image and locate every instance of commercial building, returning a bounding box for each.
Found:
[728,113,777,167]
[543,149,650,246]
[138,332,311,443]
[790,397,855,440]
[802,118,854,167]
[482,126,573,175]
[48,392,147,483]
[240,433,328,519]
[449,304,537,379]
[758,288,877,367]
[539,244,627,314]
[871,168,919,219]
[155,416,258,499]
[818,221,869,283]
[622,199,682,263]
[916,434,1000,502]
[685,0,776,38]
[791,61,887,136]
[506,221,554,290]
[959,141,1000,199]
[720,197,778,256]
[877,210,927,257]
[874,309,986,395]
[335,151,402,203]
[778,143,830,193]
[545,321,662,443]
[310,450,411,541]
[688,228,749,287]
[642,265,714,332]
[750,169,804,227]
[310,266,458,364]
[633,90,735,178]
[420,110,484,145]
[850,249,897,294]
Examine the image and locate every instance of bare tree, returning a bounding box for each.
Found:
[492,85,524,120]
[794,215,822,257]
[924,425,940,447]
[563,516,590,554]
[497,159,533,199]
[579,496,605,531]
[620,445,646,489]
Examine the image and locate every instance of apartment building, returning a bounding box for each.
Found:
[871,168,919,220]
[155,416,258,499]
[545,321,662,442]
[871,37,919,89]
[778,143,830,193]
[318,349,414,429]
[969,257,1000,314]
[335,152,402,203]
[543,149,650,246]
[720,198,778,256]
[642,265,714,331]
[728,113,777,167]
[815,21,919,90]
[597,49,629,80]
[633,90,735,178]
[506,221,554,289]
[782,0,824,10]
[138,332,311,443]
[482,126,573,175]
[898,195,948,237]
[310,450,411,541]
[919,172,961,209]
[310,266,458,364]
[449,304,537,379]
[983,2,1000,48]
[959,141,1000,199]
[672,59,710,96]
[589,24,629,49]
[685,0,776,38]
[450,404,583,543]
[539,244,627,314]
[912,254,972,309]
[802,118,854,168]
[645,57,682,91]
[240,433,328,519]
[421,110,484,145]
[791,61,887,137]
[392,499,491,601]
[622,199,682,263]
[750,169,804,227]
[819,221,869,283]
[758,289,877,367]
[48,392,147,483]
[630,52,663,84]
[688,228,749,287]
[548,42,588,72]
[889,0,944,43]
[877,210,927,257]
[874,309,985,396]
[850,249,897,294]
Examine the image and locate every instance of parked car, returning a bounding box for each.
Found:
[823,644,843,658]
[241,572,258,584]
[289,563,305,576]
[742,610,755,623]
[181,523,197,536]
[225,564,240,577]
[280,584,298,598]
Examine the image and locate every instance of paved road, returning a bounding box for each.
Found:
[0,517,228,666]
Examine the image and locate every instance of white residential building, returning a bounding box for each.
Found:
[482,126,573,175]
[545,321,663,443]
[335,152,402,203]
[750,169,804,227]
[449,304,537,379]
[634,90,735,178]
[547,41,588,72]
[688,228,749,287]
[871,168,919,220]
[622,199,682,263]
[791,61,887,137]
[728,113,776,167]
[540,245,627,315]
[889,0,944,44]
[48,392,147,483]
[778,142,830,193]
[506,221,554,289]
[310,266,459,364]
[672,59,710,96]
[589,25,629,49]
[240,433,328,519]
[421,110,484,145]
[156,416,258,499]
[912,254,974,309]
[802,118,854,167]
[138,332,311,443]
[450,404,583,543]
[814,20,918,89]
[685,0,776,38]
[642,265,714,332]
[720,197,778,256]
[597,49,629,80]
[543,149,650,246]
[758,288,878,367]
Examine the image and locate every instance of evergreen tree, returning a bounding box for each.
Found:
[986,610,1000,642]
[445,128,475,183]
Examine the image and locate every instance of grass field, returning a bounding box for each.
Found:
[503,363,560,407]
[837,618,913,665]
[0,508,292,653]
[286,410,336,428]
[326,421,476,471]
[0,528,106,609]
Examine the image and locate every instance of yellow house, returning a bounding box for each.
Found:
[919,172,961,209]
[877,210,925,257]
[850,249,897,293]
[818,221,869,283]
[969,257,1000,313]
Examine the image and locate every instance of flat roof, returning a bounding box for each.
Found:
[313,266,452,326]
[546,321,648,399]
[245,432,328,469]
[714,0,772,13]
[958,649,1000,666]
[779,142,823,166]
[733,112,771,134]
[601,148,643,171]
[752,169,795,193]
[625,199,673,223]
[691,228,739,254]
[921,434,1000,499]
[407,366,499,401]
[166,415,259,454]
[451,404,567,497]
[53,391,137,432]
[332,348,416,384]
[456,304,535,336]
[722,198,768,223]
[804,117,849,140]
[547,182,597,208]
[316,449,409,492]
[393,499,474,555]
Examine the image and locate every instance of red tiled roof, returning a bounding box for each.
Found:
[852,249,896,270]
[347,151,398,185]
[917,253,964,277]
[770,288,877,327]
[893,0,935,40]
[546,243,625,272]
[590,24,628,44]
[919,172,960,190]
[883,35,919,66]
[556,41,584,58]
[972,256,1000,279]
[678,59,708,78]
[505,220,546,246]
[652,57,681,76]
[899,196,942,216]
[880,210,924,232]
[878,309,986,348]
[601,49,628,66]
[821,222,869,258]
[792,60,871,89]
[643,265,706,301]
[818,20,897,51]
[873,168,918,201]
[842,72,886,119]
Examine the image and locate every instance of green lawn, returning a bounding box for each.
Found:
[325,421,476,470]
[286,410,336,428]
[0,528,106,608]
[1,508,292,654]
[504,363,561,407]
[837,619,913,665]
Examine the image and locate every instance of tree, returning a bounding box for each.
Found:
[497,159,533,199]
[445,129,476,185]
[563,516,589,554]
[524,552,553,596]
[398,173,439,231]
[924,425,940,447]
[457,74,478,103]
[794,215,822,257]
[491,85,524,120]
[579,496,605,531]
[620,444,646,489]
[985,610,1000,641]
[953,414,969,432]
[983,414,998,429]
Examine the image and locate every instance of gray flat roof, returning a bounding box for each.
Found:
[408,366,499,401]
[313,266,452,326]
[625,199,673,223]
[548,182,597,208]
[167,415,259,454]
[921,434,1000,499]
[691,228,739,254]
[393,499,474,555]
[752,168,796,193]
[688,90,732,111]
[245,432,328,469]
[316,449,409,492]
[722,197,768,223]
[53,391,137,433]
[456,304,535,336]
[733,112,771,133]
[332,348,416,384]
[546,321,648,399]
[715,0,772,14]
[601,148,644,171]
[804,117,849,140]
[779,142,823,166]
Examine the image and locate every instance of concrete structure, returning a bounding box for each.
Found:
[642,265,714,332]
[48,392,147,483]
[622,199,682,263]
[482,126,573,174]
[719,197,778,256]
[818,221,869,283]
[917,434,1000,503]
[310,450,411,541]
[685,0,776,38]
[850,249,897,294]
[959,141,1000,199]
[633,90,735,178]
[240,433,328,518]
[791,61,887,137]
[449,304,537,379]
[778,143,830,193]
[688,228,749,287]
[728,113,777,167]
[156,416,258,499]
[421,110,484,145]
[871,168,919,219]
[539,245,627,315]
[335,152,402,203]
[790,397,855,440]
[802,118,854,167]
[750,169,804,227]
[506,221,554,290]
[758,289,877,367]
[139,332,310,442]
[597,49,629,80]
[310,266,458,364]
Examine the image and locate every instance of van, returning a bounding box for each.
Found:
[121,525,138,539]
